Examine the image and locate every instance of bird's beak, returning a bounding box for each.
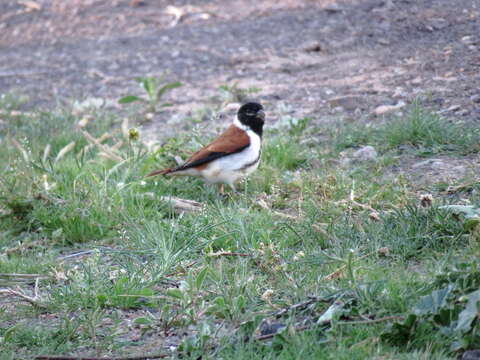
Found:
[256,110,266,121]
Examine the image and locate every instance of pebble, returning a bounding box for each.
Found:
[352,146,378,161]
[373,101,406,116]
[462,350,480,360]
[446,104,461,112]
[411,77,422,86]
[470,94,480,103]
[303,41,322,53]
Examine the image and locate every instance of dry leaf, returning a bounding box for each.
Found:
[261,289,274,302]
[54,141,75,163]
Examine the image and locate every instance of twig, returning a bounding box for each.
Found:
[255,324,311,341]
[0,71,46,78]
[337,315,403,325]
[57,250,96,261]
[0,287,47,308]
[79,130,123,162]
[10,137,29,162]
[207,251,252,257]
[254,310,399,342]
[272,296,327,318]
[255,199,299,220]
[0,273,44,278]
[34,354,169,360]
[160,196,204,213]
[54,141,76,163]
[445,181,479,194]
[336,199,377,213]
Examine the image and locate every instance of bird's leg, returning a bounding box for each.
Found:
[218,183,225,195]
[228,183,237,193]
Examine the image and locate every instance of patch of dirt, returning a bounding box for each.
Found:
[0,0,479,157]
[397,155,480,187]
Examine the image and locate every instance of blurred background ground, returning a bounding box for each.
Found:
[0,0,479,133]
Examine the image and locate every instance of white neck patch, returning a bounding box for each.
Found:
[233,117,250,132]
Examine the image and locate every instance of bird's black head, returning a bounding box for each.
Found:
[237,102,265,136]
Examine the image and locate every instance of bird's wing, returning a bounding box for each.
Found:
[146,125,251,177]
[175,125,250,171]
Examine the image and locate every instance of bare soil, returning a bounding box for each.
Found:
[1,0,479,176]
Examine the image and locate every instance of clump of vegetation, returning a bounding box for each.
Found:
[1,96,480,359]
[217,81,261,106]
[331,103,480,155]
[118,76,182,113]
[382,259,480,353]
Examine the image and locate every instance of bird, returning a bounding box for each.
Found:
[147,102,265,192]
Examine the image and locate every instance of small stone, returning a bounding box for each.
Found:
[369,212,381,221]
[462,350,480,360]
[462,35,477,45]
[393,87,407,98]
[377,38,390,45]
[411,77,422,85]
[377,247,390,256]
[324,3,343,13]
[430,18,449,30]
[352,146,378,161]
[446,105,461,112]
[328,95,367,111]
[470,94,480,103]
[261,289,274,303]
[373,101,406,116]
[259,321,286,336]
[303,41,323,53]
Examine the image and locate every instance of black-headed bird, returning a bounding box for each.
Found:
[147,102,265,192]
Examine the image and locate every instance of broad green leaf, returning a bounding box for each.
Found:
[317,301,343,325]
[143,78,156,97]
[157,81,182,99]
[381,314,418,346]
[235,295,246,311]
[136,287,154,296]
[414,286,453,315]
[133,317,153,326]
[195,267,209,290]
[214,296,226,307]
[440,205,480,232]
[465,217,480,231]
[455,290,480,332]
[166,288,184,300]
[118,95,143,104]
[440,205,480,218]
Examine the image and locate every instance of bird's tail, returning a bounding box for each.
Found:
[146,168,175,177]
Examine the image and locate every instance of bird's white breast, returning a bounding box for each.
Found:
[201,129,261,185]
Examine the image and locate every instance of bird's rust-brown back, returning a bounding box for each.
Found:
[184,124,250,168]
[147,124,250,177]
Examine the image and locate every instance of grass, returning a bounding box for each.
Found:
[0,97,480,359]
[331,103,480,155]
